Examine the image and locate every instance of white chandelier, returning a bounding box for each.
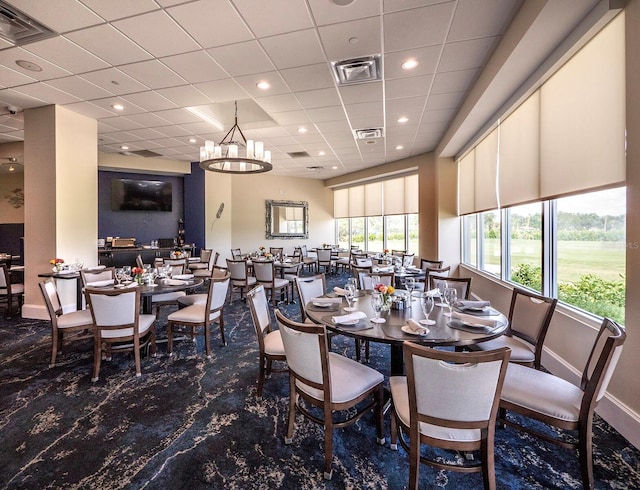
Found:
[198,101,272,174]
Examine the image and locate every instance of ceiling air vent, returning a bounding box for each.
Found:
[354,128,384,139]
[306,166,324,171]
[131,150,163,158]
[331,55,381,86]
[0,1,56,45]
[287,151,310,158]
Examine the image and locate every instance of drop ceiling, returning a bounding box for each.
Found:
[0,0,603,178]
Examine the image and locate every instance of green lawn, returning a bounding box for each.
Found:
[484,239,625,282]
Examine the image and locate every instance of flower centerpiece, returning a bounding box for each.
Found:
[132,267,144,284]
[374,283,395,311]
[50,258,64,272]
[259,246,266,255]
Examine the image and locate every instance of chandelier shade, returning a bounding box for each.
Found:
[198,101,272,174]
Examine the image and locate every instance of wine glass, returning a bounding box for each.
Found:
[370,274,381,291]
[443,287,458,317]
[405,276,416,298]
[435,281,447,307]
[419,292,436,325]
[370,291,386,323]
[344,283,357,312]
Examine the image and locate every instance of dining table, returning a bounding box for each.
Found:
[103,277,204,314]
[305,290,508,376]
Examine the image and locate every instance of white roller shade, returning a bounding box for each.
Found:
[404,174,419,213]
[458,151,475,215]
[383,177,405,215]
[333,188,348,218]
[499,92,540,207]
[348,185,365,217]
[474,129,499,212]
[540,13,625,198]
[364,182,383,216]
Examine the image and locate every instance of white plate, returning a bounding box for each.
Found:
[312,302,332,307]
[173,274,194,280]
[460,321,491,328]
[402,325,429,336]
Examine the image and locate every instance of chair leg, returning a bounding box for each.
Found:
[375,385,385,445]
[204,321,212,358]
[579,413,595,490]
[481,433,496,490]
[390,409,398,450]
[167,321,174,354]
[324,406,334,480]
[219,315,227,346]
[284,376,297,445]
[91,336,101,383]
[408,426,420,490]
[50,331,60,368]
[257,355,266,398]
[134,336,142,377]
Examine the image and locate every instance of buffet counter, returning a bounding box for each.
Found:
[98,246,195,268]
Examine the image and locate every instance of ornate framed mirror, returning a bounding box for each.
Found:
[265,200,309,239]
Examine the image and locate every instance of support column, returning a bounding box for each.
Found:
[22,105,97,319]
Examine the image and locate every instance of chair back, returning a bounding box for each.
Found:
[231,248,243,259]
[391,249,406,257]
[419,258,443,271]
[226,258,249,281]
[355,257,373,267]
[80,267,116,288]
[316,248,332,263]
[300,245,309,258]
[200,249,212,264]
[247,285,272,343]
[0,264,10,290]
[276,310,328,390]
[253,260,275,283]
[163,258,187,275]
[269,247,284,259]
[206,272,231,314]
[402,254,415,268]
[295,274,326,320]
[86,287,140,337]
[39,279,63,318]
[426,266,451,288]
[208,251,220,270]
[430,275,471,300]
[361,272,394,291]
[508,288,557,349]
[582,318,626,405]
[404,342,510,431]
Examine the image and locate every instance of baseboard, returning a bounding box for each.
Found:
[543,347,640,450]
[21,303,50,320]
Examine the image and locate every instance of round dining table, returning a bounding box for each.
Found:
[305,290,508,376]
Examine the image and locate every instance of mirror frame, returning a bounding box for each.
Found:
[265,199,309,239]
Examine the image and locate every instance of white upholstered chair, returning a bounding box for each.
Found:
[39,278,94,367]
[247,285,287,397]
[85,286,156,382]
[253,260,289,306]
[498,317,625,490]
[294,274,326,323]
[275,310,385,480]
[390,342,510,489]
[226,258,256,303]
[0,263,23,319]
[167,272,231,356]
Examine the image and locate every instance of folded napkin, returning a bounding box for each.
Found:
[332,311,367,324]
[373,266,394,273]
[452,311,496,327]
[311,297,342,305]
[406,318,428,335]
[455,300,490,309]
[425,288,441,297]
[86,279,114,287]
[164,279,187,286]
[173,274,194,280]
[86,265,106,271]
[333,286,348,296]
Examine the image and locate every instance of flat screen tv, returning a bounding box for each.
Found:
[111,178,172,211]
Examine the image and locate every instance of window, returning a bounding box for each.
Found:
[507,203,543,292]
[462,187,626,324]
[336,218,350,250]
[385,215,405,252]
[351,217,365,250]
[335,214,418,254]
[407,214,419,256]
[367,216,383,252]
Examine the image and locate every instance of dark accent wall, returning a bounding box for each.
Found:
[98,171,184,246]
[0,223,24,263]
[184,162,205,249]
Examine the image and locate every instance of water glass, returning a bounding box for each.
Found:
[443,287,458,317]
[419,293,436,325]
[370,291,386,323]
[344,283,357,311]
[405,277,416,297]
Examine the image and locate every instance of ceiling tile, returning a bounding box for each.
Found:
[260,30,326,70]
[339,82,382,105]
[271,110,311,126]
[0,65,38,88]
[167,0,253,48]
[386,96,426,116]
[344,101,382,119]
[14,82,81,105]
[23,36,109,74]
[112,10,200,58]
[235,71,290,97]
[280,64,335,92]
[65,24,153,65]
[79,0,159,21]
[46,76,115,100]
[0,88,45,108]
[319,16,381,61]
[426,91,465,111]
[305,105,345,123]
[0,47,71,81]
[233,0,314,38]
[160,51,227,84]
[121,91,178,112]
[295,88,341,109]
[384,45,440,79]
[384,3,454,52]
[439,37,499,73]
[193,78,249,103]
[123,112,173,128]
[80,68,150,95]
[308,0,380,25]
[155,85,211,107]
[8,0,104,33]
[207,41,275,77]
[118,60,187,89]
[62,101,121,119]
[448,0,519,42]
[255,93,303,114]
[99,116,145,131]
[431,68,479,94]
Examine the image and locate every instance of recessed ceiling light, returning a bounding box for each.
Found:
[120,145,129,150]
[349,37,359,44]
[332,165,338,170]
[395,145,404,150]
[401,59,419,70]
[318,151,325,156]
[297,127,307,133]
[188,138,197,144]
[111,103,124,111]
[257,81,270,90]
[16,59,42,72]
[397,116,409,124]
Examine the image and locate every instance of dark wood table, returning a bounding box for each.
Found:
[305,291,508,376]
[111,278,204,314]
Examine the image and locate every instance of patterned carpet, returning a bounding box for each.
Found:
[1,271,639,489]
